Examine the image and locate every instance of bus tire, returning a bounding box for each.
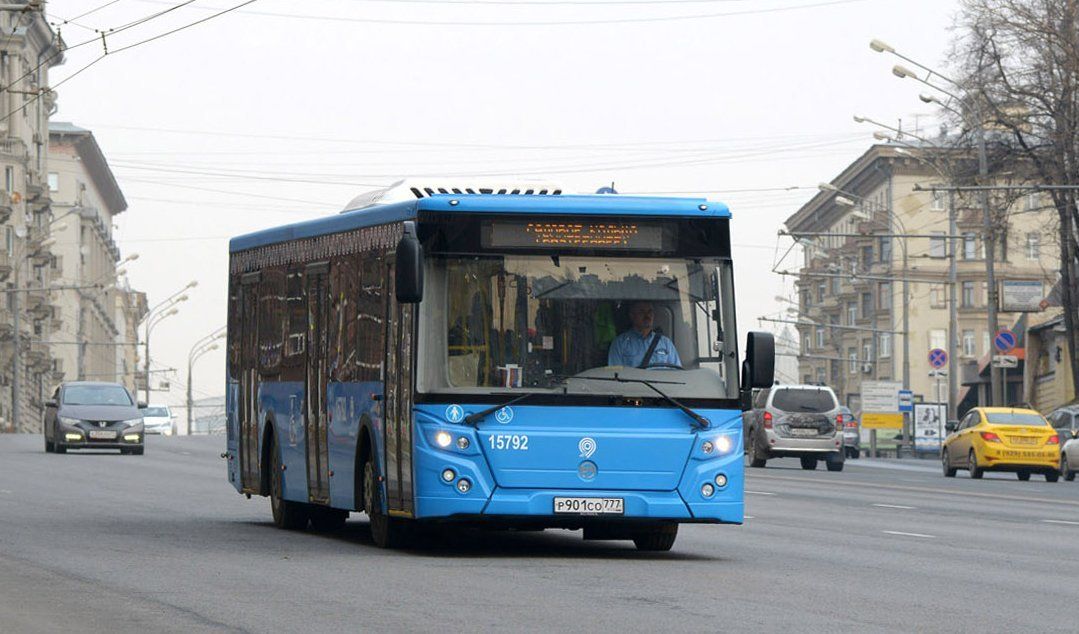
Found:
[363,459,408,548]
[310,506,348,532]
[270,435,309,530]
[632,524,678,552]
[45,437,53,453]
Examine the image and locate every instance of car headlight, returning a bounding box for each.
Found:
[122,418,144,431]
[59,416,81,426]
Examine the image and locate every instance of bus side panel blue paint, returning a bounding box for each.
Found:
[225,379,240,492]
[678,410,744,523]
[412,408,495,518]
[257,381,307,503]
[325,380,382,510]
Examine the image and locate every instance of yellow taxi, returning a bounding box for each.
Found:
[942,407,1061,481]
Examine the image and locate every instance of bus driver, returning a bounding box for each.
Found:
[607,301,682,368]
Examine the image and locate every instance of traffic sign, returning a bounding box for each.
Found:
[994,329,1017,353]
[992,354,1018,368]
[928,348,948,369]
[898,389,914,413]
[862,412,904,430]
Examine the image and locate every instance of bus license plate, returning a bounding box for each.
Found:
[553,497,624,515]
[89,430,116,440]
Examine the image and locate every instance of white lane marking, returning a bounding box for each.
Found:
[873,503,916,510]
[0,490,11,494]
[745,490,775,496]
[883,530,935,539]
[1041,519,1079,526]
[744,515,755,519]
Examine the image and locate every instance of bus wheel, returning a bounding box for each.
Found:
[363,459,402,548]
[310,506,348,532]
[270,436,309,530]
[632,524,678,552]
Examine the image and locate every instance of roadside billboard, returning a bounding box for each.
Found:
[914,403,947,452]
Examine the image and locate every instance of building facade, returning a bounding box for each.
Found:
[785,144,1058,417]
[48,122,145,396]
[0,4,62,432]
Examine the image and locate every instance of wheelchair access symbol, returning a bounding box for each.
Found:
[495,406,514,424]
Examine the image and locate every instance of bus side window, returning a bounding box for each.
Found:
[356,253,384,383]
[258,270,285,376]
[330,257,357,383]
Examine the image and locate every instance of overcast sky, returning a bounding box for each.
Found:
[47,0,959,413]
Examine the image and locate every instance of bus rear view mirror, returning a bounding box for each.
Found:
[742,331,775,390]
[395,222,424,303]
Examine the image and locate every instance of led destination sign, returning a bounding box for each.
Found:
[483,219,671,251]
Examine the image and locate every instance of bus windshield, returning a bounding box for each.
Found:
[418,254,738,400]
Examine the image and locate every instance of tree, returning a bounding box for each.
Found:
[955,0,1079,398]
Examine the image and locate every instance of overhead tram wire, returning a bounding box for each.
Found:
[0,0,264,125]
[135,0,874,26]
[70,0,127,22]
[116,177,349,206]
[2,0,210,100]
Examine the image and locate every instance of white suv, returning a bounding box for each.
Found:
[140,404,175,436]
[743,385,845,471]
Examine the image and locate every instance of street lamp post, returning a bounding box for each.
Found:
[140,281,197,403]
[143,307,180,404]
[187,327,224,435]
[873,38,1002,406]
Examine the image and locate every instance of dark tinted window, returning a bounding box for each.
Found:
[63,385,133,406]
[771,388,837,413]
[984,412,1048,426]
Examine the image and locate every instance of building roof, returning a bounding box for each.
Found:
[49,122,127,215]
[230,194,729,253]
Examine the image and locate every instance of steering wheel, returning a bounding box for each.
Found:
[641,362,684,370]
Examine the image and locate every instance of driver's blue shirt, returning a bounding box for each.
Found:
[607,330,682,368]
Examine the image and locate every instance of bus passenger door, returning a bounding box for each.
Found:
[305,264,331,504]
[383,262,415,517]
[239,275,260,493]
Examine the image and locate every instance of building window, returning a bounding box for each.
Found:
[4,166,12,193]
[817,282,826,303]
[961,281,975,308]
[861,245,873,271]
[929,329,946,352]
[879,236,892,263]
[848,347,858,374]
[1025,192,1039,212]
[801,290,810,310]
[962,330,976,356]
[815,327,825,349]
[931,190,945,211]
[861,292,872,319]
[47,172,59,192]
[963,233,977,260]
[815,367,826,384]
[862,340,874,363]
[831,276,841,295]
[1026,233,1040,260]
[929,231,947,258]
[880,332,892,358]
[847,303,857,325]
[930,284,946,308]
[878,282,891,310]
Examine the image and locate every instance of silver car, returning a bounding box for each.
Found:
[743,385,845,471]
[1049,406,1079,481]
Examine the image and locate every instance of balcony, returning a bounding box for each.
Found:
[0,137,27,160]
[51,358,65,383]
[24,288,48,312]
[27,342,48,367]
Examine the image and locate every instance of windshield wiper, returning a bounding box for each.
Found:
[582,373,709,429]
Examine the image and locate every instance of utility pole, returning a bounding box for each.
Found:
[11,264,19,433]
[974,108,1001,406]
[948,190,959,421]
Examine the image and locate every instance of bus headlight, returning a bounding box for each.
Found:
[435,431,452,448]
[713,435,733,455]
[714,473,728,488]
[701,483,715,498]
[456,478,472,493]
[456,436,470,450]
[441,468,456,483]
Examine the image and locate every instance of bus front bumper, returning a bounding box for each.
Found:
[416,488,743,524]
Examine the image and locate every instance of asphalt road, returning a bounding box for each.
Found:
[1,435,1077,633]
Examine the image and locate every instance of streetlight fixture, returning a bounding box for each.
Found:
[873,37,1002,406]
[187,330,223,435]
[141,281,198,402]
[869,38,894,54]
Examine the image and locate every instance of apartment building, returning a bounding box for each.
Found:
[0,4,62,432]
[48,122,145,395]
[785,143,1058,415]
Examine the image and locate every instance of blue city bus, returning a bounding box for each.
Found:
[225,188,774,551]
